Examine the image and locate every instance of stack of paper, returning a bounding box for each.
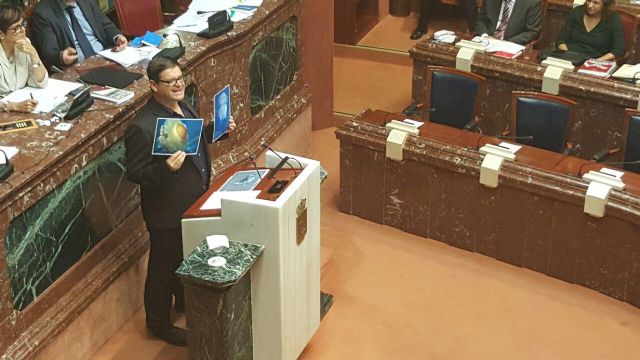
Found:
[0,146,18,164]
[485,40,525,58]
[98,46,161,67]
[611,64,640,79]
[1,79,82,113]
[169,0,264,32]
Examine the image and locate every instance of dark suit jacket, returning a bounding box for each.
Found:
[125,98,216,229]
[29,0,122,69]
[475,0,542,45]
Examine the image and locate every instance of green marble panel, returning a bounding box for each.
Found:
[4,141,139,310]
[176,240,264,288]
[249,17,298,115]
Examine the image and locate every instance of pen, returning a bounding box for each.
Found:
[30,93,34,100]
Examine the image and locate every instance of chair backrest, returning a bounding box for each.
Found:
[617,9,637,62]
[423,66,485,129]
[115,0,163,37]
[621,109,640,173]
[510,91,577,153]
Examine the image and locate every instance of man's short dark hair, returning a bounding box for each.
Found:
[0,5,23,33]
[147,56,181,82]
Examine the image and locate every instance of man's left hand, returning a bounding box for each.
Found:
[227,116,236,132]
[112,35,128,52]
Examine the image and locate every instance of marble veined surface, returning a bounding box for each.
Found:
[4,141,139,310]
[249,17,298,115]
[176,240,264,288]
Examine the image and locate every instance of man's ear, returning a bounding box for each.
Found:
[149,80,158,93]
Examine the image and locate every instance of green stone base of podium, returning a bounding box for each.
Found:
[177,240,334,359]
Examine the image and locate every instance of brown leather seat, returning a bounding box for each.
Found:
[115,0,164,37]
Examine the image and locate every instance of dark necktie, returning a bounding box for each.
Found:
[494,0,513,40]
[66,6,96,58]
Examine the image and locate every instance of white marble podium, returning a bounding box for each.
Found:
[181,152,321,360]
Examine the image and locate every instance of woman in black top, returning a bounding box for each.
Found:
[556,0,624,60]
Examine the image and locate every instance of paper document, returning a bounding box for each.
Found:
[200,190,260,210]
[1,79,82,113]
[98,46,161,67]
[169,9,209,33]
[239,0,263,6]
[485,40,525,54]
[206,235,229,249]
[230,8,256,22]
[611,64,640,79]
[189,0,239,11]
[0,146,18,164]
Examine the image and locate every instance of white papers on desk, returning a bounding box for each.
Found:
[0,146,18,164]
[200,190,260,210]
[611,64,640,79]
[169,8,210,33]
[230,8,256,22]
[189,0,239,12]
[1,78,82,113]
[240,0,263,6]
[98,46,161,67]
[485,40,525,54]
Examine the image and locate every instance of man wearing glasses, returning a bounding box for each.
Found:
[124,57,236,346]
[29,0,128,69]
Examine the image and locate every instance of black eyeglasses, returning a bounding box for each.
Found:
[157,75,185,87]
[7,21,27,34]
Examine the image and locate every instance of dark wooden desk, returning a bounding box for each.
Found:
[410,40,640,159]
[338,109,640,309]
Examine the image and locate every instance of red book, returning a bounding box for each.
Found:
[578,59,617,78]
[493,50,522,59]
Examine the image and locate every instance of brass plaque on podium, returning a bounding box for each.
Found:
[296,198,307,245]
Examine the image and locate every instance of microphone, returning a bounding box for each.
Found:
[261,142,299,176]
[474,134,534,150]
[247,154,263,181]
[577,159,640,177]
[50,65,65,74]
[0,149,14,181]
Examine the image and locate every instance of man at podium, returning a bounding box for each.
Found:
[124,57,236,346]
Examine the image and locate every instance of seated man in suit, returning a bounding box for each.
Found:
[29,0,128,69]
[475,0,542,45]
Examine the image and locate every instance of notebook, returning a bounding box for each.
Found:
[80,68,143,89]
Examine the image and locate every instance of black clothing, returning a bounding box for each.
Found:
[125,97,217,331]
[29,0,121,69]
[556,5,625,59]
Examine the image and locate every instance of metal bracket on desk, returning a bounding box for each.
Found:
[384,120,419,162]
[582,170,625,218]
[541,65,566,95]
[454,40,484,72]
[478,144,516,188]
[456,47,477,72]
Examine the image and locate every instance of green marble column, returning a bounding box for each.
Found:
[176,240,264,360]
